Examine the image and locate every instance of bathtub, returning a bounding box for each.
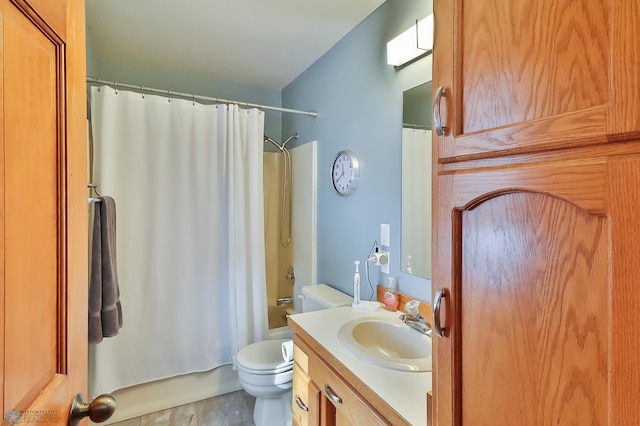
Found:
[268,303,296,339]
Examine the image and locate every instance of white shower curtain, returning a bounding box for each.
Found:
[88,86,268,396]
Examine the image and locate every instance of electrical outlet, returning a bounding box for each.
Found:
[375,250,390,274]
[381,251,390,274]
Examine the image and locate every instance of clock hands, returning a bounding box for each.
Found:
[335,161,345,181]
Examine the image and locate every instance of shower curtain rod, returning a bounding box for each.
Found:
[86,77,318,117]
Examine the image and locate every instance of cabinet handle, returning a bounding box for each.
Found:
[433,86,448,136]
[295,394,309,412]
[433,288,447,337]
[324,385,343,404]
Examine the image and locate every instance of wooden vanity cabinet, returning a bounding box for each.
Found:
[431,0,640,425]
[292,336,407,426]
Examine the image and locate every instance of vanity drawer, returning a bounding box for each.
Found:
[293,342,309,373]
[292,362,320,426]
[309,354,390,426]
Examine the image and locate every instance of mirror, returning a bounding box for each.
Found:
[401,81,432,279]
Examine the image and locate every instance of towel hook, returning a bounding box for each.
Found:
[88,183,101,197]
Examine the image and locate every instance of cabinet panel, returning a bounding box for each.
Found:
[432,155,640,424]
[292,362,320,426]
[433,0,640,162]
[461,1,607,133]
[460,192,608,424]
[310,355,389,426]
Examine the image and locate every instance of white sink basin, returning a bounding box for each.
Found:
[337,318,432,372]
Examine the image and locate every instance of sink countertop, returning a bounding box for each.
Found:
[289,305,431,426]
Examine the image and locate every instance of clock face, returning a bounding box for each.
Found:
[332,150,359,196]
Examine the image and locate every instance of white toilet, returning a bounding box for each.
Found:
[235,284,352,426]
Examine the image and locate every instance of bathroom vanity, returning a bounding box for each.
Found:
[288,306,431,425]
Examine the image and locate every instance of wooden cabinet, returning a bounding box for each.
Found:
[292,336,405,426]
[432,0,640,425]
[292,347,320,426]
[433,0,640,163]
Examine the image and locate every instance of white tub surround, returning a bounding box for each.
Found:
[288,306,431,425]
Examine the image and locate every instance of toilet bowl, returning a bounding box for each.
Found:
[236,339,293,426]
[235,284,352,426]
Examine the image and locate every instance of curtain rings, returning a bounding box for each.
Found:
[167,90,171,102]
[141,84,145,99]
[114,81,119,95]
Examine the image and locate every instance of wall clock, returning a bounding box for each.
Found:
[331,150,360,196]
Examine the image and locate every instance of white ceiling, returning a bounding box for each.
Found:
[86,0,386,90]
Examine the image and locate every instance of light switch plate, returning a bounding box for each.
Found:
[380,223,390,247]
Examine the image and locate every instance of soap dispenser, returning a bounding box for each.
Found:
[383,277,398,312]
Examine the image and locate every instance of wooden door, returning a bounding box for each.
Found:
[433,0,640,162]
[1,0,87,424]
[431,153,640,425]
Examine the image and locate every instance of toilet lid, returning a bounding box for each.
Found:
[236,339,294,372]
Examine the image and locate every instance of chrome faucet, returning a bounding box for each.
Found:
[276,296,293,306]
[399,299,432,337]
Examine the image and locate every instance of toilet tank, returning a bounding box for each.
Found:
[301,284,351,312]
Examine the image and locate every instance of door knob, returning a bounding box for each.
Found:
[68,393,116,425]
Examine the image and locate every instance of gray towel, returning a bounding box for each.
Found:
[89,196,123,344]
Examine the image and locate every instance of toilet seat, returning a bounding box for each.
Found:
[237,363,292,375]
[236,339,293,373]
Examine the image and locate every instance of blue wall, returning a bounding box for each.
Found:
[282,0,433,302]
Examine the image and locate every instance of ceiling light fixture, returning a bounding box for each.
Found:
[387,14,434,71]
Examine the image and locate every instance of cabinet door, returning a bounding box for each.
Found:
[311,356,389,426]
[431,156,640,425]
[433,0,640,162]
[292,362,320,426]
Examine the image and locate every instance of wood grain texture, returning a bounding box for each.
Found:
[436,0,640,164]
[607,156,640,423]
[431,153,638,425]
[451,158,607,213]
[608,0,640,138]
[0,5,4,416]
[439,138,640,173]
[433,0,640,423]
[13,0,67,38]
[459,192,608,425]
[4,0,60,410]
[461,0,608,133]
[2,0,86,421]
